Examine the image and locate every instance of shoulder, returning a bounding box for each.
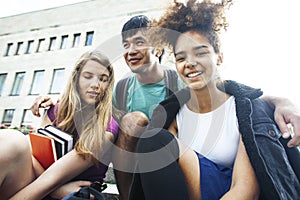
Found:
[221,80,263,99]
[106,116,119,137]
[116,75,134,87]
[47,103,60,123]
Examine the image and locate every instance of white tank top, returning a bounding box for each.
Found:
[176,96,239,168]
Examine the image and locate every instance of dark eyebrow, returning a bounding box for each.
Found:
[100,74,109,78]
[82,71,109,77]
[174,45,209,56]
[133,36,146,41]
[174,51,185,57]
[193,45,209,51]
[123,36,146,43]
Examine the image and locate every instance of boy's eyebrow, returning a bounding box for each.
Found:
[133,36,146,41]
[123,36,147,43]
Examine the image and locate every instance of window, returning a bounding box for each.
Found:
[5,43,13,56]
[60,35,68,49]
[15,42,24,55]
[2,109,15,126]
[49,69,65,94]
[25,40,34,54]
[29,70,45,95]
[21,109,35,126]
[36,39,45,52]
[72,33,81,48]
[0,73,7,96]
[48,37,57,51]
[85,31,94,46]
[11,72,25,96]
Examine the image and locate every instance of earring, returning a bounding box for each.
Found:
[217,54,223,66]
[155,48,163,57]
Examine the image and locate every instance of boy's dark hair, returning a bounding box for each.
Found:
[121,15,165,63]
[121,15,150,42]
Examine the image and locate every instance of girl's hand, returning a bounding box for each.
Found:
[50,180,92,199]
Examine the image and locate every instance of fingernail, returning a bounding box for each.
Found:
[287,143,295,148]
[282,132,289,138]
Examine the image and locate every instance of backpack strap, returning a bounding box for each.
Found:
[115,70,178,111]
[115,76,131,112]
[164,69,178,97]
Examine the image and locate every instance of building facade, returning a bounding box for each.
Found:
[0,0,169,129]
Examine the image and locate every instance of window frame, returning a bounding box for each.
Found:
[72,33,81,48]
[29,70,45,95]
[85,31,94,46]
[25,40,34,54]
[21,109,35,126]
[2,109,15,126]
[10,72,25,96]
[49,68,65,94]
[48,37,57,51]
[0,73,7,96]
[60,35,68,49]
[15,42,24,55]
[36,38,45,52]
[4,43,13,56]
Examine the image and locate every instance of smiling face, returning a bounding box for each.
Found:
[122,31,157,74]
[174,31,222,90]
[78,60,110,105]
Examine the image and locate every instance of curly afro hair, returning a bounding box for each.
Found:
[152,0,233,54]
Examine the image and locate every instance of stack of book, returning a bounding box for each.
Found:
[29,125,73,169]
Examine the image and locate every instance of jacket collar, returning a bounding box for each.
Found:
[219,80,263,100]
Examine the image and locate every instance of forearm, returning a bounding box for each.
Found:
[261,95,290,108]
[11,150,93,199]
[10,173,60,199]
[221,186,259,200]
[49,180,92,199]
[261,95,283,108]
[32,156,45,177]
[222,138,260,200]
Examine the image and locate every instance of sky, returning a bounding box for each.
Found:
[0,0,299,106]
[220,0,300,106]
[0,0,88,18]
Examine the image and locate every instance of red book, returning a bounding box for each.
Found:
[29,132,57,169]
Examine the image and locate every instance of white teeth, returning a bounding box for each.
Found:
[187,71,203,78]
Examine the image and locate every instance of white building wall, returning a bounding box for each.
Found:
[0,0,171,129]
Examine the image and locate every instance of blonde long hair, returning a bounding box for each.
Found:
[56,50,114,160]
